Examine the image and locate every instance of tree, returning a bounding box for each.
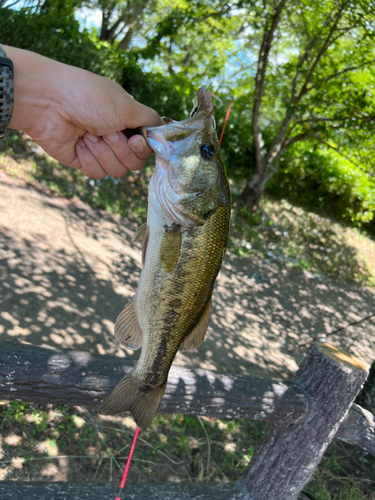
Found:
[236,0,375,211]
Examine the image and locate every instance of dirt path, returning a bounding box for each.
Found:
[1,175,375,380]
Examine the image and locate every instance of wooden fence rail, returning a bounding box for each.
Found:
[0,340,374,500]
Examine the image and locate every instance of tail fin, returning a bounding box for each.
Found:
[99,373,166,432]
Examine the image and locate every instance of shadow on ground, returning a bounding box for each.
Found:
[1,177,375,382]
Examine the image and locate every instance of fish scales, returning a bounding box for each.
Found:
[100,88,231,431]
[136,204,230,390]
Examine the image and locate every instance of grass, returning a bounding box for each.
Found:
[230,200,375,287]
[0,401,374,499]
[0,401,264,484]
[1,133,375,497]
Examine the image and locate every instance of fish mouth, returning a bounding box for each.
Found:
[145,110,209,165]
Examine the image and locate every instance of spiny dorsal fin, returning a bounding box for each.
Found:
[132,223,148,244]
[114,296,143,350]
[132,223,149,267]
[159,224,181,273]
[180,299,212,352]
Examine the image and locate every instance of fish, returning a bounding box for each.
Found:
[99,88,231,431]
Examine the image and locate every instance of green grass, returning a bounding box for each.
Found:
[0,402,265,483]
[1,401,374,499]
[230,199,375,287]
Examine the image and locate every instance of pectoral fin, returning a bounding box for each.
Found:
[114,296,143,350]
[159,225,181,273]
[180,299,212,352]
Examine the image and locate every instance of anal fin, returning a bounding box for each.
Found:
[180,299,212,352]
[115,296,143,350]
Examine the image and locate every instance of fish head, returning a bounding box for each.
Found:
[146,110,228,226]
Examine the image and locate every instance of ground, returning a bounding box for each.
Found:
[1,175,374,377]
[0,172,375,498]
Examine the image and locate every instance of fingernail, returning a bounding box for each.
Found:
[129,137,146,152]
[86,133,99,143]
[106,132,119,143]
[77,138,86,148]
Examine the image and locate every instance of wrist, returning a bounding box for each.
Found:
[6,46,62,137]
[0,44,14,137]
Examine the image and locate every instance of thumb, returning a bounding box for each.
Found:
[122,92,162,129]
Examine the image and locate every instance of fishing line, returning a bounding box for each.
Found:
[290,311,375,352]
[219,99,233,147]
[114,97,233,499]
[114,426,140,500]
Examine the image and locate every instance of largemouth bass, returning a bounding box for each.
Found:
[99,89,231,431]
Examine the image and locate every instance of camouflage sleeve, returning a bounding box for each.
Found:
[0,44,14,138]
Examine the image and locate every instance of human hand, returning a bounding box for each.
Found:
[6,46,161,179]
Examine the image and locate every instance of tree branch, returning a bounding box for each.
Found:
[296,1,349,101]
[252,0,287,172]
[307,58,375,92]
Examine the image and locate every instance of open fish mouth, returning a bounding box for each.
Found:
[145,110,210,164]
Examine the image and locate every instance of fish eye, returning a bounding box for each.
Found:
[200,143,215,160]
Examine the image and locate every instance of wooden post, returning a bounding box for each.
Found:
[242,342,368,500]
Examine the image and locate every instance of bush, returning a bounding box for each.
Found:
[0,6,105,74]
[267,143,375,232]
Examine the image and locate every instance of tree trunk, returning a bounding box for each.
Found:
[235,169,269,212]
[242,342,368,500]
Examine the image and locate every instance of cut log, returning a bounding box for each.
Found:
[242,342,368,500]
[0,340,308,424]
[1,341,374,457]
[0,481,251,500]
[0,481,312,499]
[335,403,375,456]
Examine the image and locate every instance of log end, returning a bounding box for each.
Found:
[317,342,368,373]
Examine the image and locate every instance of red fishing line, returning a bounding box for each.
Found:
[219,98,233,146]
[114,98,232,499]
[115,426,140,500]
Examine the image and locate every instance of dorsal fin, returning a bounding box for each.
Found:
[132,223,149,266]
[179,299,212,352]
[114,296,143,350]
[132,223,148,244]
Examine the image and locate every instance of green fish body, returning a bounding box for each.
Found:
[99,90,231,431]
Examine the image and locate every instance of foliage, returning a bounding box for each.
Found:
[0,4,107,74]
[267,143,375,230]
[120,58,190,119]
[1,0,375,234]
[230,197,375,286]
